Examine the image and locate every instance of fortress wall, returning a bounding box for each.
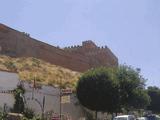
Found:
[0,24,118,72]
[0,25,90,72]
[84,47,118,66]
[64,44,118,68]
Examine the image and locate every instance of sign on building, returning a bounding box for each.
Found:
[61,95,70,104]
[61,89,72,95]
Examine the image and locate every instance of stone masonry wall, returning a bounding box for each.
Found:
[0,24,118,72]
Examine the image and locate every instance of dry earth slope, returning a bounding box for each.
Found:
[0,55,81,88]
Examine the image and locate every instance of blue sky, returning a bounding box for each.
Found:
[1,0,160,86]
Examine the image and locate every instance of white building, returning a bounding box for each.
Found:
[0,70,87,119]
[0,70,19,109]
[24,83,86,120]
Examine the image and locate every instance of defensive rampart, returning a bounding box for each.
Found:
[0,23,118,72]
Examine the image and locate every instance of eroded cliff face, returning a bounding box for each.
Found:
[0,23,118,72]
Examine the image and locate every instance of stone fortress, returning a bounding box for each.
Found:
[0,23,118,72]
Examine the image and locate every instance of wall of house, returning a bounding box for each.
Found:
[24,82,86,120]
[0,71,86,119]
[0,71,19,109]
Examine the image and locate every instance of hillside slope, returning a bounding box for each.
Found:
[0,55,81,88]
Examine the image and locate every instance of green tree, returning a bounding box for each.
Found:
[116,65,150,110]
[147,86,160,113]
[13,84,25,113]
[0,111,7,120]
[128,89,150,109]
[76,67,119,118]
[76,65,150,119]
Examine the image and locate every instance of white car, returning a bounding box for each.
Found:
[136,117,147,120]
[114,115,135,120]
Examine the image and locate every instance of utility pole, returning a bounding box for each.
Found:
[59,78,62,120]
[42,96,45,120]
[32,78,36,99]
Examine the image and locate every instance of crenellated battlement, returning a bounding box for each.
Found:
[64,41,107,50]
[64,41,112,54]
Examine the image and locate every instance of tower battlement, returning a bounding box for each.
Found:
[64,40,108,52]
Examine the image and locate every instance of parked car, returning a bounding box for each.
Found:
[114,115,135,120]
[145,114,160,120]
[136,117,147,120]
